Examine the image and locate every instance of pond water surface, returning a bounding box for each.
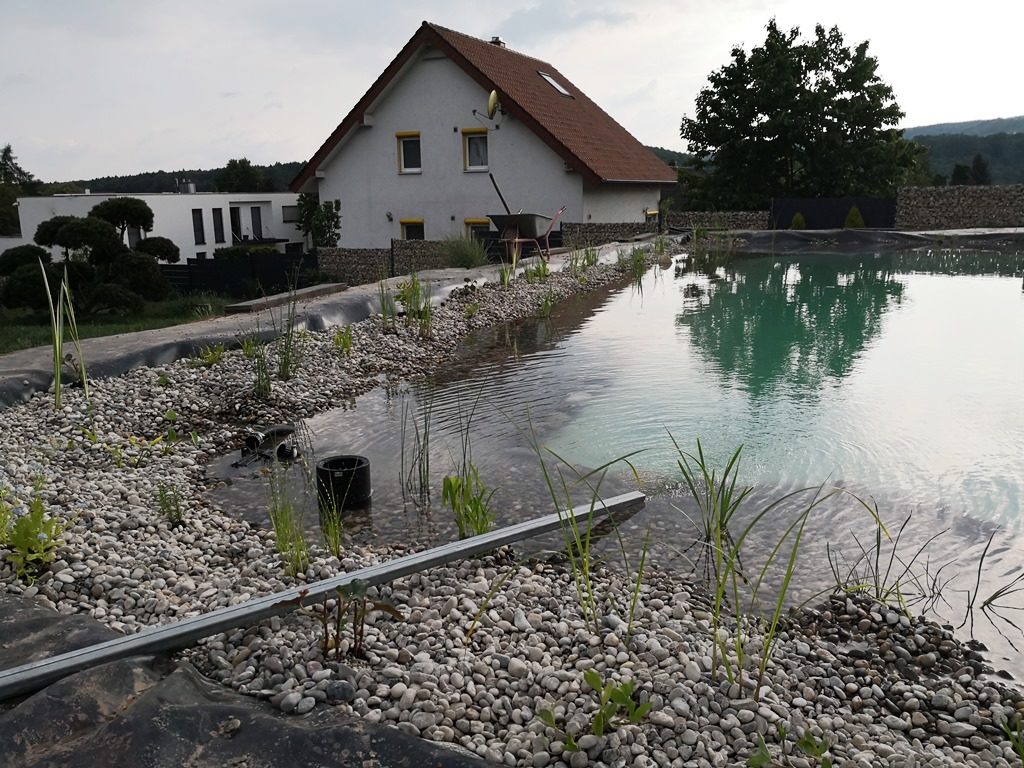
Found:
[211,249,1024,671]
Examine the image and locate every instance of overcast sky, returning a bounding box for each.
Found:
[3,0,1020,182]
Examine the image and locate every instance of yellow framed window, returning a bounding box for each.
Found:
[400,218,425,240]
[464,217,491,240]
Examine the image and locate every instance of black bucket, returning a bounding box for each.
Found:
[316,455,372,513]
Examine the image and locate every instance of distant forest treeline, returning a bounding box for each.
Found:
[70,161,305,194]
[913,133,1024,184]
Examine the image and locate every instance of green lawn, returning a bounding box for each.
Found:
[0,295,229,355]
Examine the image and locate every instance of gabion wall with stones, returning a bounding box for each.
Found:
[318,241,451,285]
[560,222,657,248]
[895,185,1024,230]
[664,211,770,230]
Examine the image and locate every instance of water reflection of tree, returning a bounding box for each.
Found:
[677,255,906,396]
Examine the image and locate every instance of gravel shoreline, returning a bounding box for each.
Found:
[2,251,1023,767]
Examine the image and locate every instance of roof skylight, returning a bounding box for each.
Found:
[539,71,571,97]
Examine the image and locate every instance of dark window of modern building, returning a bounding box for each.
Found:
[212,208,225,243]
[230,207,242,243]
[401,219,425,240]
[251,207,263,239]
[282,205,300,223]
[192,209,205,245]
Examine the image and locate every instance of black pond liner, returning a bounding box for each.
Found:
[316,455,372,514]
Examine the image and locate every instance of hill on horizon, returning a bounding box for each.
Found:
[904,115,1024,138]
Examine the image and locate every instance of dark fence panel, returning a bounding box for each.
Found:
[770,198,896,229]
[160,253,319,297]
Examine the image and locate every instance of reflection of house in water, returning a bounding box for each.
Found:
[676,254,907,396]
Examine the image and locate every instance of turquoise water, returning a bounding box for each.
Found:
[214,249,1024,667]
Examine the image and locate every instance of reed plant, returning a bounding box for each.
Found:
[523,259,549,284]
[959,528,1024,643]
[671,435,849,695]
[400,394,432,502]
[538,289,555,318]
[583,246,599,268]
[39,261,90,408]
[265,457,309,576]
[319,492,344,559]
[377,280,397,332]
[273,283,301,381]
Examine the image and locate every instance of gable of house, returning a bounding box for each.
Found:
[291,22,675,193]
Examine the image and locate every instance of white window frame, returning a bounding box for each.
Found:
[397,131,421,174]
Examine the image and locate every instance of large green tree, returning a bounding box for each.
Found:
[679,20,924,209]
[215,158,271,193]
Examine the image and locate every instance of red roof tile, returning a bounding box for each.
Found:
[292,22,676,192]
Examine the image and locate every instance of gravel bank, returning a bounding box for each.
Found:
[1,250,1022,767]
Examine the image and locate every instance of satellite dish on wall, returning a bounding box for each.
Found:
[486,90,500,119]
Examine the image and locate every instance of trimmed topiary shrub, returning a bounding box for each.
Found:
[790,212,806,230]
[79,282,145,316]
[844,206,866,229]
[114,252,171,301]
[134,236,180,264]
[0,244,51,277]
[0,262,55,310]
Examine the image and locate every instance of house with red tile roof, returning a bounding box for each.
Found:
[291,21,676,249]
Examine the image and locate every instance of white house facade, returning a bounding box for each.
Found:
[11,192,304,261]
[292,23,676,249]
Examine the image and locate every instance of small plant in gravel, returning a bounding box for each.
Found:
[582,246,599,268]
[463,301,480,319]
[523,260,549,284]
[332,324,353,356]
[749,724,834,767]
[395,273,424,324]
[156,483,185,527]
[538,670,651,752]
[315,579,404,659]
[1,480,67,581]
[191,343,225,368]
[238,332,262,359]
[377,280,398,333]
[538,289,555,318]
[1003,717,1024,765]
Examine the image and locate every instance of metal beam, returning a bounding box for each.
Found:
[0,491,645,700]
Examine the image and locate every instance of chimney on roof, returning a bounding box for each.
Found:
[489,36,505,48]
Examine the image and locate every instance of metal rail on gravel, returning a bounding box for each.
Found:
[0,491,645,700]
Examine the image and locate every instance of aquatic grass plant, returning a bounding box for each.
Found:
[523,259,549,284]
[671,436,852,695]
[960,528,1024,649]
[538,289,555,318]
[1002,718,1024,765]
[39,260,90,408]
[319,491,345,559]
[400,394,432,502]
[441,465,496,538]
[238,331,262,359]
[582,246,599,268]
[265,457,309,576]
[499,242,521,288]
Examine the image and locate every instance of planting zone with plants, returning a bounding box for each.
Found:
[1,241,1024,767]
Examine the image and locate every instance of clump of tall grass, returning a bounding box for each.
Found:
[538,289,555,318]
[272,282,302,381]
[265,457,309,576]
[442,465,495,538]
[441,235,488,268]
[156,483,185,527]
[671,435,848,697]
[523,259,549,284]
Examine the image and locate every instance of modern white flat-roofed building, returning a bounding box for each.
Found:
[11,191,305,261]
[291,22,676,248]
